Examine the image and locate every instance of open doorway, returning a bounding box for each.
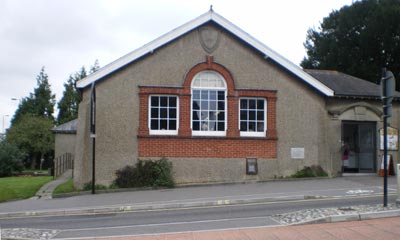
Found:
[342,121,376,173]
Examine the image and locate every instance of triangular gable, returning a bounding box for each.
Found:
[76,10,334,97]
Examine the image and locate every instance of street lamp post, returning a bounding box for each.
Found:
[2,115,9,134]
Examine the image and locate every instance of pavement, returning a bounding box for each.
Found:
[88,216,400,240]
[1,173,400,239]
[0,173,399,219]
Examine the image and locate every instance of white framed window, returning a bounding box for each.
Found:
[149,95,178,135]
[191,71,227,136]
[239,98,266,137]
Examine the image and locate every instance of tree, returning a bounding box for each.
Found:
[56,71,84,125]
[57,60,100,124]
[7,115,54,169]
[301,0,400,87]
[0,141,24,177]
[12,67,56,125]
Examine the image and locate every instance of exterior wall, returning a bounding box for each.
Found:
[326,98,400,176]
[54,133,76,158]
[74,23,329,187]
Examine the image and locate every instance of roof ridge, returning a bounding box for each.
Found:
[76,11,334,96]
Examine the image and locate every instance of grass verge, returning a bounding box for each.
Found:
[53,179,78,195]
[0,176,52,202]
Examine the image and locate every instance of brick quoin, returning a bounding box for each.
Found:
[138,56,277,159]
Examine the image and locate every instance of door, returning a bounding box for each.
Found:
[342,122,376,173]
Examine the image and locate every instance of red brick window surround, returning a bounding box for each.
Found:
[138,56,277,159]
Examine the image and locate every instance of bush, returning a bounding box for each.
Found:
[291,165,328,178]
[0,141,24,177]
[114,158,174,188]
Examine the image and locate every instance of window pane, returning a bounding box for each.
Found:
[193,121,200,130]
[170,109,177,119]
[193,100,200,110]
[151,108,158,118]
[256,121,264,131]
[210,101,217,111]
[217,122,224,131]
[151,96,159,106]
[240,121,247,131]
[248,121,256,132]
[240,110,247,120]
[217,111,224,121]
[257,99,264,109]
[193,90,200,100]
[249,110,256,120]
[248,100,256,109]
[240,99,247,109]
[210,111,217,120]
[201,100,208,109]
[150,120,158,130]
[160,108,167,118]
[257,111,264,120]
[210,91,217,100]
[201,91,208,99]
[193,110,200,120]
[160,97,168,107]
[201,121,208,131]
[160,120,168,130]
[170,120,176,130]
[169,97,177,107]
[218,101,225,111]
[218,91,224,100]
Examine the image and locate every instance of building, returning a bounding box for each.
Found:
[72,10,399,188]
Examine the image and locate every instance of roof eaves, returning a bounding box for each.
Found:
[210,13,334,97]
[77,11,213,89]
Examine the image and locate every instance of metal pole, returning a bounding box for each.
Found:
[90,82,96,194]
[382,68,388,207]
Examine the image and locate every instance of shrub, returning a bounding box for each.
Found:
[291,165,328,178]
[114,158,174,188]
[0,141,24,177]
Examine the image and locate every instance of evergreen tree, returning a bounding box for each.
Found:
[57,75,80,125]
[301,0,400,88]
[89,59,100,74]
[12,67,56,125]
[57,60,100,124]
[57,66,86,124]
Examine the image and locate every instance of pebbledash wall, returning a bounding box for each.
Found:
[74,19,330,188]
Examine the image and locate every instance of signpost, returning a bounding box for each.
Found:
[381,69,396,207]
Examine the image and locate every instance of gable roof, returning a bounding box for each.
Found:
[305,69,400,99]
[76,10,334,97]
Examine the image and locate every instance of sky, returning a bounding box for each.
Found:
[0,0,354,132]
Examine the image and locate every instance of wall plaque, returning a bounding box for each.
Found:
[291,148,305,159]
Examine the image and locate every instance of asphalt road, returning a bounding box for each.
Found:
[1,195,396,239]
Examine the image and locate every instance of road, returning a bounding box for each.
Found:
[1,195,396,239]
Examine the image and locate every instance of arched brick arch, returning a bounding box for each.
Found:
[183,56,235,95]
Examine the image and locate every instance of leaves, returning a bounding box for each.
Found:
[301,0,400,88]
[7,115,54,169]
